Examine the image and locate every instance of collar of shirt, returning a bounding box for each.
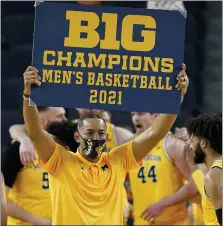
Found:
[76,148,105,169]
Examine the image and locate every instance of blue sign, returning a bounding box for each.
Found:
[31,2,186,113]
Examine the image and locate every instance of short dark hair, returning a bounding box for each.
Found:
[47,120,78,153]
[185,114,222,154]
[77,114,107,130]
[37,106,49,112]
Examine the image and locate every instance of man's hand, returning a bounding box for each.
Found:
[175,63,189,102]
[19,138,36,168]
[141,201,165,223]
[23,66,41,95]
[173,127,190,142]
[185,146,199,172]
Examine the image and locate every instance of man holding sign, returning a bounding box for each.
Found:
[22,63,188,225]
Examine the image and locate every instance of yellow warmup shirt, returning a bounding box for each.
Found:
[129,135,188,225]
[41,141,138,225]
[202,160,222,226]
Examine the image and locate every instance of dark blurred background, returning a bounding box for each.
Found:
[1,1,222,147]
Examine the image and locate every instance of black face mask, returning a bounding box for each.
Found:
[194,144,206,164]
[83,139,106,159]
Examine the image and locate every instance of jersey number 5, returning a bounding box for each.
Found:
[137,165,157,183]
[42,172,49,189]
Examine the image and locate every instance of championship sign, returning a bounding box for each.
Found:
[31,2,186,113]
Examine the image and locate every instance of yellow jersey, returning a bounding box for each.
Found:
[193,203,204,225]
[129,134,188,225]
[41,141,138,225]
[202,160,222,226]
[6,149,52,225]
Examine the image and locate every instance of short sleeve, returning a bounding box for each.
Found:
[39,143,69,176]
[108,141,139,172]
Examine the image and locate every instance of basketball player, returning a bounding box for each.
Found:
[2,107,66,225]
[9,107,66,167]
[21,64,188,225]
[169,126,204,225]
[128,112,198,225]
[185,114,222,225]
[1,173,7,226]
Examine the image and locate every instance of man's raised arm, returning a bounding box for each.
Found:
[132,64,189,162]
[23,66,55,163]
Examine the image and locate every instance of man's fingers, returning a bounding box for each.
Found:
[143,212,153,221]
[178,81,188,90]
[182,63,186,71]
[148,217,155,224]
[25,66,39,73]
[176,70,185,80]
[25,66,34,72]
[21,152,27,164]
[20,151,36,167]
[25,79,41,86]
[34,80,41,86]
[141,208,149,218]
[20,154,26,165]
[24,74,38,80]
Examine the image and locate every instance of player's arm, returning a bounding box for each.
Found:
[205,168,222,225]
[5,187,51,225]
[9,124,28,143]
[115,126,134,145]
[9,124,35,167]
[23,66,55,163]
[152,137,198,207]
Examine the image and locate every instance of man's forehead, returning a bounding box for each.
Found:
[48,107,65,114]
[82,118,106,129]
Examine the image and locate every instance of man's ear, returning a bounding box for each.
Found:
[74,131,80,143]
[40,116,48,129]
[200,138,208,149]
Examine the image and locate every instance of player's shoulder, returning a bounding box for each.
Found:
[165,133,186,160]
[207,166,222,181]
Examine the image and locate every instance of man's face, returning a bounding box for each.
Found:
[76,108,105,118]
[40,107,67,130]
[75,118,107,158]
[190,135,206,164]
[131,112,158,134]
